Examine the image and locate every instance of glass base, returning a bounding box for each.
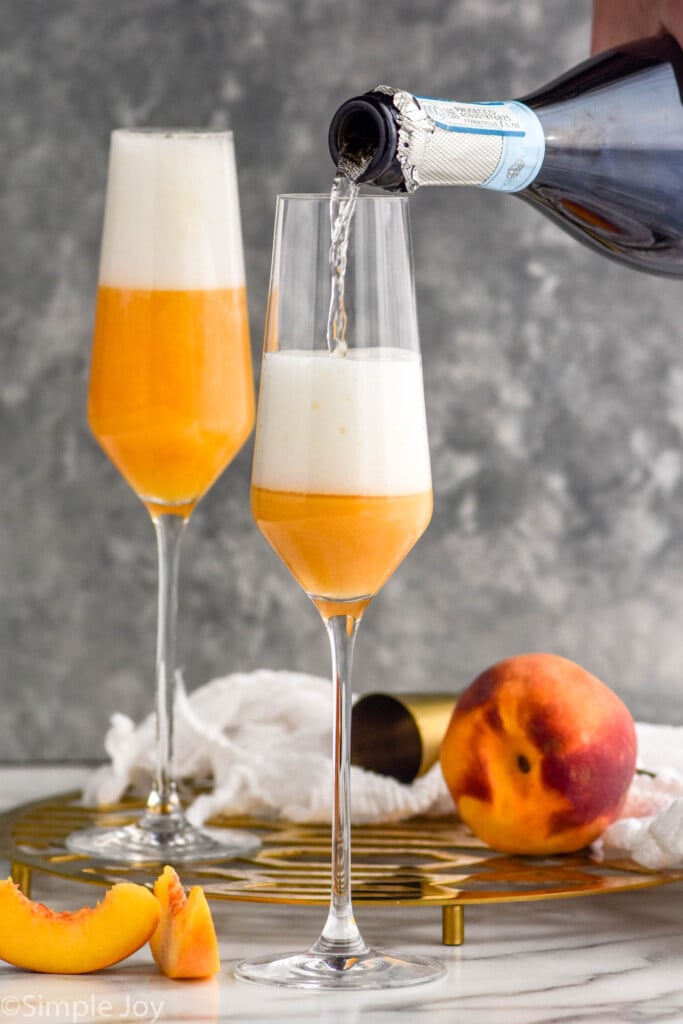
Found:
[235,948,446,990]
[65,814,260,865]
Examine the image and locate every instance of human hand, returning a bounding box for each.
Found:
[591,0,683,52]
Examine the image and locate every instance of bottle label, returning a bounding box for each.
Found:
[413,97,545,192]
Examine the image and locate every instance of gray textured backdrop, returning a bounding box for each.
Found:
[2,0,682,761]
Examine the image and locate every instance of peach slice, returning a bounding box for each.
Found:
[0,877,160,974]
[150,865,220,979]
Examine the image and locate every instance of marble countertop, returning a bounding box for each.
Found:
[0,766,682,1023]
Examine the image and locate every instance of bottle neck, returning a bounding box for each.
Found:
[329,89,546,194]
[398,94,545,192]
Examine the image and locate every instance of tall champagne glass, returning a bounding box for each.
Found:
[237,195,445,988]
[67,129,259,863]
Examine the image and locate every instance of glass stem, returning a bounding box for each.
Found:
[312,613,369,957]
[144,512,186,822]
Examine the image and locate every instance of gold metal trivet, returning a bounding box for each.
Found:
[1,789,682,946]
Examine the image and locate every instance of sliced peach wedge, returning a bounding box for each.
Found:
[150,865,220,979]
[0,877,160,974]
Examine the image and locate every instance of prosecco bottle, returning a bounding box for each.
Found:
[328,35,683,277]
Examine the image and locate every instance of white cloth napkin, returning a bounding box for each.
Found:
[84,670,455,826]
[592,722,683,869]
[85,671,683,868]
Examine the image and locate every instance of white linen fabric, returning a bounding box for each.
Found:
[85,672,683,867]
[592,722,683,868]
[84,670,455,826]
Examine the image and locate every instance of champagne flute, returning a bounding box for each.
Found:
[237,194,445,988]
[67,129,259,863]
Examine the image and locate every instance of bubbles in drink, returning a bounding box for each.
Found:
[99,130,245,290]
[252,348,432,496]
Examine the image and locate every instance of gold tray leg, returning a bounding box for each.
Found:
[442,904,464,945]
[10,862,32,897]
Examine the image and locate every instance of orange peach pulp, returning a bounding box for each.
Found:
[150,865,220,979]
[0,877,160,973]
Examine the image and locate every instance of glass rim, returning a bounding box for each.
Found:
[276,191,408,202]
[111,127,234,140]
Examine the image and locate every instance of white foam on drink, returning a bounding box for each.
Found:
[252,348,432,495]
[98,130,246,290]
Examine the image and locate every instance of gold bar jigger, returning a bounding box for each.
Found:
[351,692,458,783]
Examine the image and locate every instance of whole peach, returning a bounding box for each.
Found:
[440,653,637,855]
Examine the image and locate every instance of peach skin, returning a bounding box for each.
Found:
[440,653,637,855]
